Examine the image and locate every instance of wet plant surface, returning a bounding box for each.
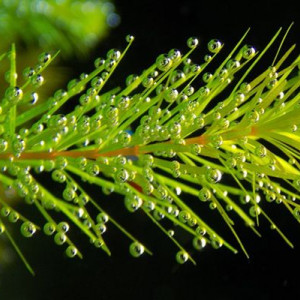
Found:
[1,0,300,299]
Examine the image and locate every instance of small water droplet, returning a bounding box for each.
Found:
[187,37,199,49]
[176,250,189,264]
[20,221,36,238]
[207,39,222,53]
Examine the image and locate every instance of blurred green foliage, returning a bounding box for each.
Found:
[0,0,119,57]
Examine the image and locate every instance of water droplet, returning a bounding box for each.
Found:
[207,39,222,53]
[31,74,44,87]
[43,222,56,236]
[190,144,202,155]
[118,131,132,147]
[66,245,78,258]
[96,212,109,224]
[8,211,19,223]
[255,145,267,158]
[168,229,175,237]
[196,226,207,236]
[5,70,17,83]
[291,125,298,133]
[266,192,276,202]
[5,87,23,104]
[178,211,191,223]
[168,122,181,136]
[249,110,260,123]
[62,187,76,202]
[116,168,129,183]
[23,67,35,79]
[142,76,154,88]
[96,223,107,234]
[38,52,51,64]
[240,194,251,204]
[107,49,121,61]
[209,202,217,210]
[12,137,26,154]
[240,82,251,94]
[126,35,134,43]
[126,74,139,87]
[204,54,212,62]
[91,76,104,89]
[1,206,11,217]
[54,232,67,245]
[198,187,212,202]
[226,59,240,70]
[20,221,36,237]
[153,209,165,220]
[187,37,199,49]
[94,57,105,68]
[192,236,206,250]
[234,92,245,104]
[57,222,69,233]
[191,64,201,73]
[210,135,223,148]
[249,205,261,217]
[29,92,38,105]
[129,242,144,257]
[205,168,222,183]
[51,170,66,183]
[242,45,256,60]
[202,72,213,83]
[124,195,141,212]
[293,207,300,220]
[105,59,116,71]
[176,250,189,264]
[86,162,100,176]
[198,86,210,97]
[156,54,172,71]
[267,79,278,90]
[78,194,90,206]
[0,138,8,152]
[55,156,68,170]
[164,88,178,103]
[172,71,186,86]
[168,49,181,62]
[211,239,223,249]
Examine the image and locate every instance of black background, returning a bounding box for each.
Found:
[1,0,300,299]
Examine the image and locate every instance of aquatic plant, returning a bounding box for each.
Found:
[0,0,119,57]
[1,25,300,274]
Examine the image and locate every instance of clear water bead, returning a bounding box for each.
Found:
[54,232,67,245]
[156,54,172,71]
[38,52,51,64]
[43,222,56,236]
[242,45,256,60]
[198,187,212,202]
[207,39,222,53]
[129,242,144,257]
[205,168,222,183]
[126,35,134,43]
[187,37,199,49]
[176,250,189,264]
[5,87,23,104]
[192,236,206,250]
[66,245,78,258]
[20,221,36,238]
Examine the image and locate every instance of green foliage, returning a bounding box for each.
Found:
[1,25,300,274]
[0,0,118,57]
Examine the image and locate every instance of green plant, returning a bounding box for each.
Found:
[0,0,118,57]
[0,25,300,274]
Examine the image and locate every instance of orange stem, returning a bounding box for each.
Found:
[0,135,209,161]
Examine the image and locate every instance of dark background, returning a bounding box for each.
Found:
[1,0,300,299]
